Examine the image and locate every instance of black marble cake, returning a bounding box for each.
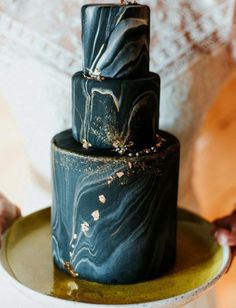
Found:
[52,2,180,285]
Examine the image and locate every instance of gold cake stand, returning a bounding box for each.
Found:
[0,207,231,307]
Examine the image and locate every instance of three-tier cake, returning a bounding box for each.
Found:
[52,2,180,285]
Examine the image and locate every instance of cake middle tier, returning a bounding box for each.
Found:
[52,129,180,284]
[72,72,160,149]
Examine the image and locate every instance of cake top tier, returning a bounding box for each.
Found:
[82,3,150,79]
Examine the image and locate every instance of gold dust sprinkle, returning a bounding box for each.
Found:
[64,261,79,278]
[85,68,105,81]
[91,210,100,221]
[108,176,113,185]
[82,139,92,149]
[113,140,121,148]
[81,222,90,232]
[99,194,106,204]
[116,171,124,178]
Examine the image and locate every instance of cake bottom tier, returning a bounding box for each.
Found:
[51,130,180,284]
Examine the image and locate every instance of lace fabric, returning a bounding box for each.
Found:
[0,0,234,80]
[0,0,235,210]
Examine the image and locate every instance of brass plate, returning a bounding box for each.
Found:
[0,208,229,305]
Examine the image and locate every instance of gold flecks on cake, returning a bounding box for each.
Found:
[107,176,113,185]
[82,139,92,149]
[116,171,124,178]
[85,68,105,82]
[91,210,100,221]
[128,162,132,169]
[64,261,79,278]
[112,140,121,148]
[99,195,106,204]
[156,134,167,148]
[81,222,90,233]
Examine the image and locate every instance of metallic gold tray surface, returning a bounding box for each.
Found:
[0,207,231,307]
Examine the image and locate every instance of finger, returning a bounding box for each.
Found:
[0,216,5,248]
[0,216,7,233]
[14,206,21,219]
[231,247,236,257]
[0,217,4,234]
[213,211,236,230]
[0,196,21,226]
[215,228,236,247]
[214,210,236,224]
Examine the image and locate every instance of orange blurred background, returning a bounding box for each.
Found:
[193,71,236,307]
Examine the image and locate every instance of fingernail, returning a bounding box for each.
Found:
[218,234,228,246]
[15,206,21,218]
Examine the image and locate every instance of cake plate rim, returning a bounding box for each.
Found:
[0,207,231,308]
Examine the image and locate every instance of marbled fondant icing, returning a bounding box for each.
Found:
[52,130,180,284]
[52,2,180,285]
[82,4,150,78]
[72,72,160,149]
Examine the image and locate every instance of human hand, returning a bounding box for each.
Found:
[213,210,236,256]
[0,193,21,240]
